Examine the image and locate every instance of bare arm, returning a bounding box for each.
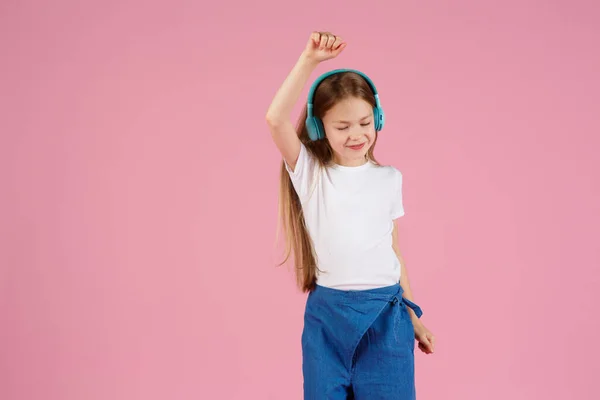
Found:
[265,31,346,171]
[265,54,319,171]
[393,219,436,354]
[392,220,422,326]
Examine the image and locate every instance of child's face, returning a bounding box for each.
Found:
[321,97,376,166]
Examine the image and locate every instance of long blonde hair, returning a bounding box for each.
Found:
[276,71,381,293]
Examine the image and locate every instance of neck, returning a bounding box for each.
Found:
[333,155,369,167]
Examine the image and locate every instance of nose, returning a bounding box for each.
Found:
[348,131,365,140]
[350,124,370,137]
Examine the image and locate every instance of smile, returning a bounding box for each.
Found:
[347,143,366,150]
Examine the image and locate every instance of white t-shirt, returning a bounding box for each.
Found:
[284,143,405,290]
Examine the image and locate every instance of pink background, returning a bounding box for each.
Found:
[2,0,599,399]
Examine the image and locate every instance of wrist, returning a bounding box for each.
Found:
[298,52,320,69]
[409,311,422,325]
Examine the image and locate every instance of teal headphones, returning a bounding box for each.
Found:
[305,68,385,141]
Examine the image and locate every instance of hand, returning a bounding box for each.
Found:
[302,31,346,63]
[413,322,435,354]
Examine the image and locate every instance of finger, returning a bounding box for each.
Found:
[311,31,320,46]
[333,42,347,55]
[423,343,433,354]
[428,334,435,351]
[419,337,433,354]
[326,34,336,49]
[332,36,343,49]
[427,336,435,353]
[319,33,328,49]
[421,337,431,348]
[418,342,431,354]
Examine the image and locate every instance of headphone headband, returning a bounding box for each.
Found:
[306,69,381,118]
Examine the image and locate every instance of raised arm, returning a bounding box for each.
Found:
[265,31,346,171]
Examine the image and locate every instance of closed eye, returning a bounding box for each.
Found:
[337,122,371,130]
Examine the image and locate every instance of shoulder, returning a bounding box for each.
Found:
[371,163,403,181]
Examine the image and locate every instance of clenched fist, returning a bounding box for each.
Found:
[302,31,346,63]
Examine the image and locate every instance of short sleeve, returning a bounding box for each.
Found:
[284,142,318,202]
[391,169,405,219]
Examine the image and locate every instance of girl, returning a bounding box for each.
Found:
[266,31,435,400]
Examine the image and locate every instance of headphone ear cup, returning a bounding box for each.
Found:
[315,118,325,139]
[306,117,325,141]
[305,117,319,141]
[374,107,385,131]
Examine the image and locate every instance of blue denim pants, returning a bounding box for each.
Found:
[301,283,423,400]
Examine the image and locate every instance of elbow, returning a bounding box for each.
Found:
[265,109,290,127]
[265,113,281,126]
[265,116,288,133]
